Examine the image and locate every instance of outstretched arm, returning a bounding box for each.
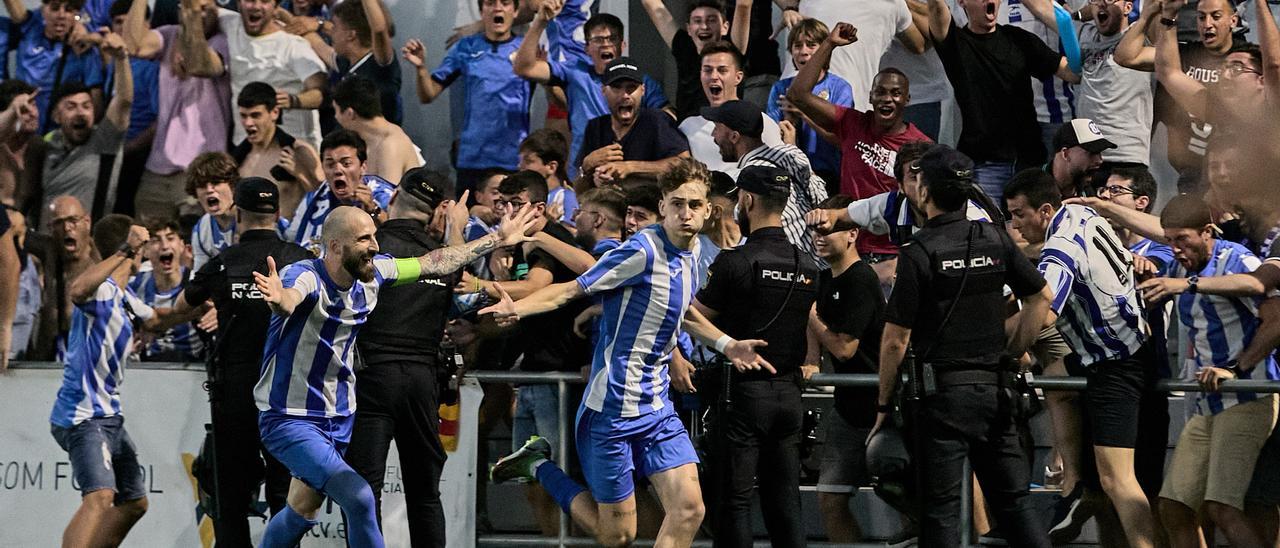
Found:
[731,0,752,55]
[1062,196,1167,242]
[512,0,560,84]
[1,0,28,25]
[401,39,446,103]
[254,256,305,316]
[1256,0,1280,108]
[103,33,134,132]
[123,0,163,59]
[363,0,394,66]
[415,203,540,277]
[926,0,953,43]
[479,281,586,322]
[639,0,679,48]
[1155,0,1206,118]
[1115,0,1160,71]
[684,301,774,373]
[178,0,225,77]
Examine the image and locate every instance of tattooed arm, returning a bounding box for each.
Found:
[413,204,540,277]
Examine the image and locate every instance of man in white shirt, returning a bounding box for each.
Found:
[177,0,328,147]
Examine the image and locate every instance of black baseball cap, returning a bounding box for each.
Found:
[400,167,449,209]
[735,165,792,198]
[916,145,975,187]
[234,177,279,214]
[1053,118,1118,154]
[701,100,763,139]
[602,57,644,86]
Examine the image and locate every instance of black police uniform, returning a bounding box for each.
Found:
[884,210,1050,548]
[697,225,819,548]
[183,229,313,547]
[345,218,460,548]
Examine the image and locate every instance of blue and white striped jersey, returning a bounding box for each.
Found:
[284,175,395,255]
[1171,239,1280,415]
[1002,0,1078,124]
[129,268,203,361]
[1130,237,1175,272]
[576,225,700,417]
[191,214,291,272]
[50,279,156,428]
[1039,204,1147,366]
[845,190,994,246]
[192,214,235,273]
[254,256,420,418]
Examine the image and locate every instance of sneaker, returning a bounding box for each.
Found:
[490,436,552,484]
[1047,485,1096,545]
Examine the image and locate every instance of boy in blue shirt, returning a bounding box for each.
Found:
[514,0,670,175]
[767,18,852,188]
[403,0,532,197]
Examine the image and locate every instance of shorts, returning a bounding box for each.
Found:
[1030,326,1071,374]
[575,405,699,504]
[816,410,871,494]
[259,410,354,492]
[50,415,146,502]
[1247,419,1280,506]
[1161,395,1278,511]
[513,384,561,455]
[1085,346,1156,448]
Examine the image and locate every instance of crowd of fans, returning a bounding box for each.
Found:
[5,0,1280,544]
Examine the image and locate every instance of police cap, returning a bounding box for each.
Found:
[234,177,279,214]
[735,165,792,198]
[917,145,975,188]
[401,167,449,209]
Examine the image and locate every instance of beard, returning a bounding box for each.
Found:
[342,250,376,282]
[736,207,750,234]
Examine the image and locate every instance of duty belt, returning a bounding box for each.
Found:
[931,368,1017,388]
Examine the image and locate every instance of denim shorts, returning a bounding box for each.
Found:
[50,415,146,502]
[512,384,561,455]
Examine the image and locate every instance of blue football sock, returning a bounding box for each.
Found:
[535,460,587,514]
[260,504,316,548]
[324,469,385,548]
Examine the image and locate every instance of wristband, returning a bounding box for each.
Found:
[713,335,732,353]
[1159,16,1178,26]
[782,6,798,11]
[117,242,137,259]
[289,94,300,109]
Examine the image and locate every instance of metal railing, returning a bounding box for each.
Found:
[466,370,1280,547]
[14,362,1280,547]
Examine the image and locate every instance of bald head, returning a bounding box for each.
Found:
[322,206,373,243]
[48,195,92,257]
[323,206,381,283]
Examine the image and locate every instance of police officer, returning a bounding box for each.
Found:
[174,177,314,547]
[866,146,1055,548]
[343,167,461,547]
[694,165,820,548]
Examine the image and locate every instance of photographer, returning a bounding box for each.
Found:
[869,145,1053,547]
[694,165,820,548]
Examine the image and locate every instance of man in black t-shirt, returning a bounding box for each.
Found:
[304,0,403,129]
[639,0,752,120]
[806,195,885,543]
[458,169,588,537]
[1116,0,1243,191]
[577,58,691,188]
[925,0,1075,204]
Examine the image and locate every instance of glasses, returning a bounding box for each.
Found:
[587,35,620,45]
[495,199,543,209]
[1223,62,1262,77]
[1098,185,1136,198]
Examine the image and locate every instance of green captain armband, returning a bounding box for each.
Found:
[391,257,422,287]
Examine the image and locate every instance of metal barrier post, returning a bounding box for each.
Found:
[557,379,570,548]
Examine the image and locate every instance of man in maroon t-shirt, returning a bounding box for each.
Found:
[787,21,930,281]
